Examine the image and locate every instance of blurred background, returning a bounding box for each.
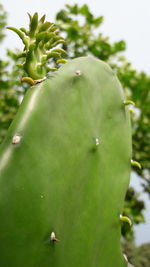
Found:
[0,1,150,266]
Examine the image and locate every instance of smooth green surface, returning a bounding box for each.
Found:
[0,57,131,267]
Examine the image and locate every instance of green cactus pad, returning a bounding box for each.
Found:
[0,57,131,267]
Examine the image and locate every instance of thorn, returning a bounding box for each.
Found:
[123,254,128,262]
[131,159,142,169]
[75,70,81,76]
[34,77,47,84]
[50,232,60,242]
[120,215,132,226]
[12,135,21,145]
[124,100,135,106]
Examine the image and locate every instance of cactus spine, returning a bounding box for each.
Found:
[0,14,132,267]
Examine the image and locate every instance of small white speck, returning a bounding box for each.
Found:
[40,195,44,199]
[12,135,21,144]
[50,232,56,241]
[50,232,60,242]
[95,138,100,146]
[75,70,81,76]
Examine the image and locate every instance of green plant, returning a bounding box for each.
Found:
[0,3,7,42]
[0,2,148,247]
[7,13,67,81]
[0,13,135,267]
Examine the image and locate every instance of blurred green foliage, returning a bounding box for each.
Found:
[0,3,6,41]
[0,3,150,242]
[123,241,150,267]
[121,187,145,240]
[0,5,27,142]
[0,5,19,142]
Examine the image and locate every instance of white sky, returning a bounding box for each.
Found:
[1,0,150,245]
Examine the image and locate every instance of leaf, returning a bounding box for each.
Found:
[93,16,104,27]
[29,12,38,37]
[65,4,79,15]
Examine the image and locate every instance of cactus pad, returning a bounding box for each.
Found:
[0,57,131,267]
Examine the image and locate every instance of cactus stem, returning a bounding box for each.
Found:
[50,232,60,242]
[12,135,21,145]
[124,100,135,106]
[75,70,81,76]
[120,215,132,226]
[131,159,142,169]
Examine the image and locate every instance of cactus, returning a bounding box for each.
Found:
[0,14,133,267]
[7,13,67,81]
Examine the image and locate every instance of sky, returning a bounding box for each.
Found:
[1,0,150,74]
[1,0,150,245]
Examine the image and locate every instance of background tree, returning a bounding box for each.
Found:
[0,3,6,41]
[123,241,150,267]
[0,3,149,244]
[0,4,24,143]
